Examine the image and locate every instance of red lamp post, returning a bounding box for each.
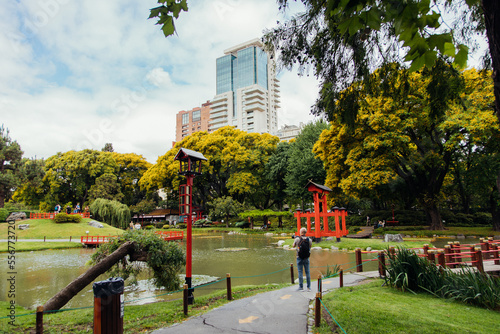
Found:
[174,148,207,304]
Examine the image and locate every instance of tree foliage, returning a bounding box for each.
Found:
[88,173,124,202]
[43,149,118,208]
[208,196,243,227]
[0,125,23,208]
[285,120,329,204]
[12,158,45,207]
[90,230,185,290]
[140,126,279,210]
[90,198,131,229]
[111,152,153,206]
[314,63,497,229]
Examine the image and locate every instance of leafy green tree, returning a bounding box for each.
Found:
[88,173,124,202]
[208,196,243,228]
[265,141,291,211]
[112,152,153,206]
[43,149,118,207]
[130,199,157,221]
[265,1,499,125]
[90,198,131,229]
[90,230,185,289]
[12,158,46,207]
[285,121,329,205]
[0,125,23,208]
[102,143,114,152]
[314,64,496,230]
[140,127,279,210]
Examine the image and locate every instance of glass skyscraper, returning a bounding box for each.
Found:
[210,39,280,134]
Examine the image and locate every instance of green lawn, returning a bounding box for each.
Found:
[0,284,288,333]
[316,280,500,334]
[0,242,82,252]
[283,236,433,250]
[373,226,497,238]
[0,218,124,239]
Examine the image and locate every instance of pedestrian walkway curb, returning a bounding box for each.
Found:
[151,272,379,334]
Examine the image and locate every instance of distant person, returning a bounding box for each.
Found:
[134,223,141,230]
[293,227,312,291]
[66,205,71,214]
[129,221,134,230]
[84,205,90,214]
[75,203,81,213]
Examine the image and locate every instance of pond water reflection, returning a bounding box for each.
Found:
[1,233,379,309]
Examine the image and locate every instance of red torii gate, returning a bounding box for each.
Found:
[294,181,348,241]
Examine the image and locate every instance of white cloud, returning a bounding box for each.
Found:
[1,0,317,163]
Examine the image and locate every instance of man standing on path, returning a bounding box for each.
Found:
[293,227,312,291]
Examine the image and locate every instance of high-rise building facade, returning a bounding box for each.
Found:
[175,101,212,142]
[210,39,280,134]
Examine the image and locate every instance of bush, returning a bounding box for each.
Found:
[145,225,154,230]
[0,208,9,222]
[473,212,492,226]
[53,213,82,224]
[162,224,170,229]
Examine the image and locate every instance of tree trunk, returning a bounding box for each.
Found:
[482,0,500,124]
[490,188,500,231]
[424,203,444,230]
[0,189,4,208]
[43,241,136,312]
[278,216,283,228]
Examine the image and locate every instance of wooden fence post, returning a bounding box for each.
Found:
[290,263,294,284]
[314,293,321,327]
[475,249,484,273]
[444,245,453,268]
[183,284,188,316]
[355,248,363,272]
[36,306,43,334]
[427,250,436,264]
[423,244,429,255]
[437,251,446,268]
[226,274,232,301]
[378,251,386,277]
[339,269,343,288]
[453,242,462,264]
[317,274,322,296]
[493,244,500,265]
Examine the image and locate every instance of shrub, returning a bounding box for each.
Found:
[54,213,82,224]
[0,208,9,222]
[145,225,154,230]
[162,224,170,229]
[473,212,492,226]
[385,247,500,310]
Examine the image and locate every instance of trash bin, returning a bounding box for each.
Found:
[93,277,124,334]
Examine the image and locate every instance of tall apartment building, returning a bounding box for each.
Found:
[210,38,280,134]
[175,101,212,142]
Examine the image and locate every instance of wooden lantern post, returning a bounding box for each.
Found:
[174,148,207,305]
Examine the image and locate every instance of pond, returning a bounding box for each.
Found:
[1,232,379,310]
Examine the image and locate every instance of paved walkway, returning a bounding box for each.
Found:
[151,271,380,334]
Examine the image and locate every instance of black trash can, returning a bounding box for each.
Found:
[93,277,124,334]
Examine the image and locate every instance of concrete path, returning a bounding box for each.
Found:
[151,271,379,334]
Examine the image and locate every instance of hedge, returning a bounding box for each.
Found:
[53,213,82,224]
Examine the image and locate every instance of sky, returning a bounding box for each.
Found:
[1,0,320,163]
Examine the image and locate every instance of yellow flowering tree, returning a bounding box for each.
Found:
[315,62,497,230]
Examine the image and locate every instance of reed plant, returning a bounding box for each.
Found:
[385,247,500,310]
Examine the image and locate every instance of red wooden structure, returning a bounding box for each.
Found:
[80,235,115,245]
[295,181,348,241]
[81,231,184,246]
[154,230,184,241]
[30,212,91,219]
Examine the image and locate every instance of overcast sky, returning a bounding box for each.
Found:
[1,0,320,163]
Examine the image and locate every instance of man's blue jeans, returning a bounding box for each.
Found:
[297,257,311,289]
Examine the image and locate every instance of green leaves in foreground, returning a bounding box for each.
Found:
[149,0,188,37]
[90,230,185,291]
[385,247,500,310]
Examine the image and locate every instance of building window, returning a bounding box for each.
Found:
[182,113,189,125]
[192,110,201,122]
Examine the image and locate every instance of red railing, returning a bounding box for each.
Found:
[355,238,500,275]
[30,212,91,219]
[155,230,184,241]
[80,235,115,245]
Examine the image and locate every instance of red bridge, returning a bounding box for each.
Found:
[80,231,184,246]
